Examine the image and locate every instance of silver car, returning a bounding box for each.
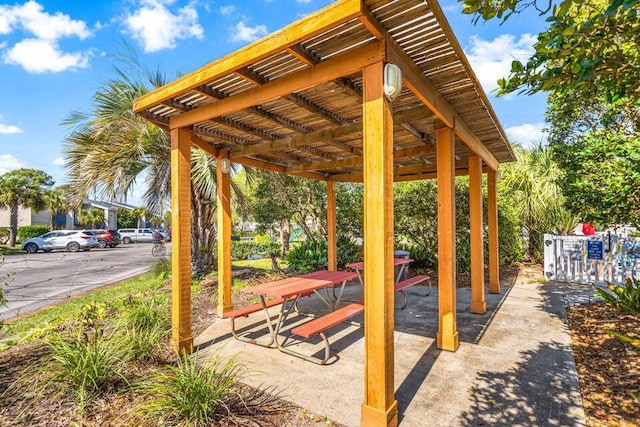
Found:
[22,230,99,253]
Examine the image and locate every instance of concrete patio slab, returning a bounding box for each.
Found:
[195,279,590,426]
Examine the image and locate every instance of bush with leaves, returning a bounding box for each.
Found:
[231,240,281,260]
[286,240,328,273]
[596,278,640,316]
[17,225,50,242]
[140,351,243,425]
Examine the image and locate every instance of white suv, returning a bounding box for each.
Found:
[22,230,100,253]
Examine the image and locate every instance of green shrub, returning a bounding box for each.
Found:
[121,298,170,362]
[17,225,50,242]
[41,327,129,409]
[336,235,362,269]
[596,278,640,316]
[231,240,281,260]
[140,351,243,425]
[151,258,172,279]
[286,240,328,273]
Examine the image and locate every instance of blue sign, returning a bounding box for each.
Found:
[587,241,604,260]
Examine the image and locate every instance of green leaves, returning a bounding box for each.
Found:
[460,0,640,104]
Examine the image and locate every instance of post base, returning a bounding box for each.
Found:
[361,400,398,427]
[437,331,459,352]
[217,304,234,318]
[488,283,500,294]
[470,300,486,314]
[170,336,194,354]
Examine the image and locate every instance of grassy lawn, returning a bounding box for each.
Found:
[0,257,283,351]
[0,245,24,256]
[0,267,171,350]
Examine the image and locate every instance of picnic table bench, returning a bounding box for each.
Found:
[284,274,430,364]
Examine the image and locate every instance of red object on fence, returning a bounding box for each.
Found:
[582,222,595,235]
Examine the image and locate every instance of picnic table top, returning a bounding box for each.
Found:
[242,270,358,299]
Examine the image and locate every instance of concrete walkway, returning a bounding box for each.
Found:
[196,279,591,426]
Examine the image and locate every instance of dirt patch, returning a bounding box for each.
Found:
[567,302,640,426]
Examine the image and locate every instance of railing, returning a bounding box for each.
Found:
[543,233,640,285]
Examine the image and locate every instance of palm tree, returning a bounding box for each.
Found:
[79,208,106,229]
[499,143,569,261]
[130,207,148,228]
[0,169,54,247]
[43,187,69,230]
[61,46,250,273]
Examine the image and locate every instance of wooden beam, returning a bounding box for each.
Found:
[360,61,398,427]
[328,158,468,183]
[133,0,362,112]
[487,169,500,294]
[170,127,193,354]
[217,150,233,316]
[232,155,327,181]
[436,126,459,352]
[229,106,432,160]
[327,181,337,271]
[286,144,435,174]
[170,41,383,129]
[424,0,514,161]
[190,134,219,158]
[469,156,486,314]
[359,2,500,172]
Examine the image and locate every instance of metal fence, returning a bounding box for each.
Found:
[543,233,640,284]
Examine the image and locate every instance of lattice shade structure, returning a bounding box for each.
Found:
[135,1,512,426]
[134,0,514,181]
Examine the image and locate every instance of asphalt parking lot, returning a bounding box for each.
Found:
[0,242,171,321]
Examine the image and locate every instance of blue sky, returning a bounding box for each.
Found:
[0,0,549,203]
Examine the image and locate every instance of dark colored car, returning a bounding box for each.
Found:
[84,229,121,248]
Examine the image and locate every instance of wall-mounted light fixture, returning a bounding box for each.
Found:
[220,157,231,174]
[384,63,402,101]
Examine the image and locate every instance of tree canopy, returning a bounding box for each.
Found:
[0,168,54,246]
[461,0,640,104]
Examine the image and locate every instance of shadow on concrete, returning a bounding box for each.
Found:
[460,341,584,426]
[396,340,441,421]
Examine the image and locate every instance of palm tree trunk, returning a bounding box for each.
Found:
[9,203,18,247]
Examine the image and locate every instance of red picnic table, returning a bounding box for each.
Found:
[234,270,358,348]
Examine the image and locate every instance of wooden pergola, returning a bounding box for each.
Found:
[133,0,514,425]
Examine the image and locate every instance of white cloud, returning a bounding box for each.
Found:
[296,0,312,3]
[506,123,547,147]
[465,33,537,94]
[52,156,65,166]
[230,21,267,43]
[0,1,94,73]
[0,154,26,174]
[123,0,204,52]
[0,114,22,134]
[0,0,91,40]
[219,5,234,15]
[4,38,90,73]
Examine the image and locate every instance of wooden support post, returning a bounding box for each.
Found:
[487,169,500,293]
[469,156,486,314]
[327,181,337,271]
[436,126,459,352]
[360,61,398,427]
[217,151,234,316]
[170,127,193,353]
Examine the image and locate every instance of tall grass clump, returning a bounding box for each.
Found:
[121,298,171,362]
[43,329,129,409]
[151,257,172,279]
[140,351,244,425]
